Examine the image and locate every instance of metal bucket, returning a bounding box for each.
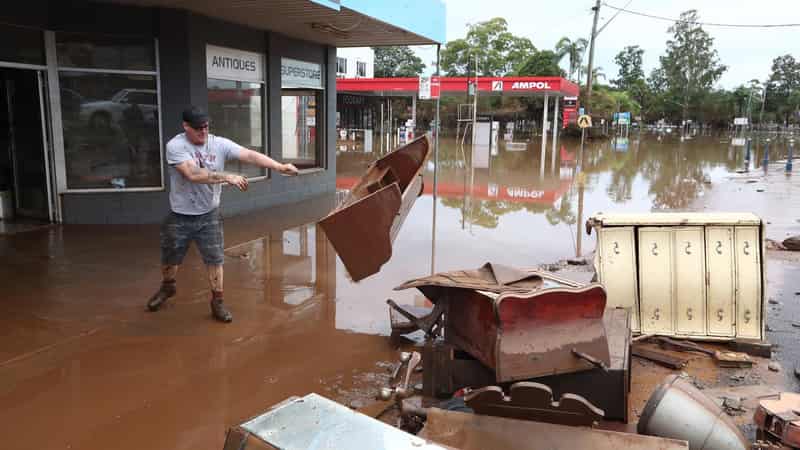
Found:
[637,374,748,450]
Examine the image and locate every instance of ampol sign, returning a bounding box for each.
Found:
[510,81,552,90]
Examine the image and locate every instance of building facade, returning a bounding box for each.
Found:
[0,0,444,224]
[335,47,374,79]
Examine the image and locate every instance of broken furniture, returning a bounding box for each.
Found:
[587,212,766,342]
[638,374,749,450]
[223,393,449,450]
[463,382,604,427]
[396,263,611,382]
[419,408,689,450]
[653,336,754,368]
[754,392,800,448]
[319,135,430,281]
[388,299,445,338]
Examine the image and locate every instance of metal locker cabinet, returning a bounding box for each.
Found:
[638,228,674,334]
[597,227,640,331]
[705,227,735,337]
[735,226,762,339]
[673,227,707,336]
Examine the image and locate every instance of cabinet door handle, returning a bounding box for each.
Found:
[613,241,620,255]
[651,242,659,256]
[687,308,693,320]
[685,241,692,255]
[744,309,752,323]
[652,308,661,321]
[716,241,723,255]
[717,309,724,321]
[743,241,751,256]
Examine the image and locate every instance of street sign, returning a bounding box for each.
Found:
[734,117,748,126]
[578,115,592,129]
[614,111,631,125]
[418,76,431,99]
[579,107,585,115]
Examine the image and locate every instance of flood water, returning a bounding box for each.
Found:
[1,130,795,449]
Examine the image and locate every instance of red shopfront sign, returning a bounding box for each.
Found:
[337,76,579,97]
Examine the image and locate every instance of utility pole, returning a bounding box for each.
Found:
[584,0,601,114]
[471,55,479,144]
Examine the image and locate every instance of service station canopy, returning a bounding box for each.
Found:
[337,77,580,98]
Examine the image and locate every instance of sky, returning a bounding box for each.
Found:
[410,0,799,89]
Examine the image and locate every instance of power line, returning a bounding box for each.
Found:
[602,2,800,28]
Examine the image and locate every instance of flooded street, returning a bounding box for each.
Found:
[1,132,799,449]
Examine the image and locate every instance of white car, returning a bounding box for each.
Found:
[79,88,158,129]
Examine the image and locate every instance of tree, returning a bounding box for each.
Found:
[372,46,426,77]
[613,45,645,91]
[440,18,536,76]
[555,37,588,82]
[766,54,800,125]
[581,65,606,85]
[658,10,727,123]
[515,50,565,77]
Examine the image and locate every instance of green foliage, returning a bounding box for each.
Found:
[555,37,588,82]
[372,46,426,77]
[612,45,645,91]
[766,54,800,124]
[440,18,536,76]
[657,10,727,121]
[515,50,565,77]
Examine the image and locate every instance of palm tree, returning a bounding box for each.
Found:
[555,37,588,82]
[580,65,606,85]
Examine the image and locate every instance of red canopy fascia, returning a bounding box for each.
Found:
[337,76,579,97]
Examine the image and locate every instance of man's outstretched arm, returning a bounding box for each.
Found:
[174,160,249,191]
[238,148,300,175]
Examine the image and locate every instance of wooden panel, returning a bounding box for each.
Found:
[735,226,762,339]
[673,227,707,335]
[705,227,735,336]
[598,227,639,331]
[638,228,674,334]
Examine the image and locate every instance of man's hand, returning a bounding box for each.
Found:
[225,173,249,191]
[278,163,300,176]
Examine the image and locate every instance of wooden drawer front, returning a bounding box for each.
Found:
[735,226,762,339]
[705,227,735,337]
[673,227,707,335]
[598,227,640,331]
[638,228,674,334]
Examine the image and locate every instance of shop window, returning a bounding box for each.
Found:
[59,72,161,190]
[0,24,44,66]
[207,79,265,178]
[336,57,347,76]
[356,61,366,78]
[282,91,321,169]
[56,33,155,71]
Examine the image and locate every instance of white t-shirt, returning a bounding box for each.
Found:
[166,133,241,215]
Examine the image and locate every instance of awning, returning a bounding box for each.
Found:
[337,77,581,97]
[99,0,445,46]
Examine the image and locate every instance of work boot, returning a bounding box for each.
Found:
[210,293,232,323]
[146,280,176,312]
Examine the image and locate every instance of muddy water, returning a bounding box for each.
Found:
[0,132,795,449]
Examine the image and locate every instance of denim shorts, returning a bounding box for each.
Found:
[160,209,224,266]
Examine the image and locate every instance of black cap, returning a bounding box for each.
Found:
[182,106,209,127]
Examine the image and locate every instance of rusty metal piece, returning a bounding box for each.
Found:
[464,382,604,427]
[655,337,753,368]
[632,344,690,370]
[447,283,610,382]
[754,392,800,448]
[420,409,689,450]
[571,348,610,372]
[319,135,430,282]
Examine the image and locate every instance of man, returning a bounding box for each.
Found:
[147,106,298,322]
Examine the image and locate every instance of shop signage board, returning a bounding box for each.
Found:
[282,58,323,89]
[206,45,264,82]
[734,117,748,126]
[419,76,432,99]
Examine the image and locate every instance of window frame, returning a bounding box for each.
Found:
[281,88,323,170]
[336,57,347,76]
[54,36,164,193]
[356,61,366,78]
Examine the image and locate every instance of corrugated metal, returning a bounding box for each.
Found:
[100,0,440,46]
[589,212,762,227]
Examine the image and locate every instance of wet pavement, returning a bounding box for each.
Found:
[2,131,799,449]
